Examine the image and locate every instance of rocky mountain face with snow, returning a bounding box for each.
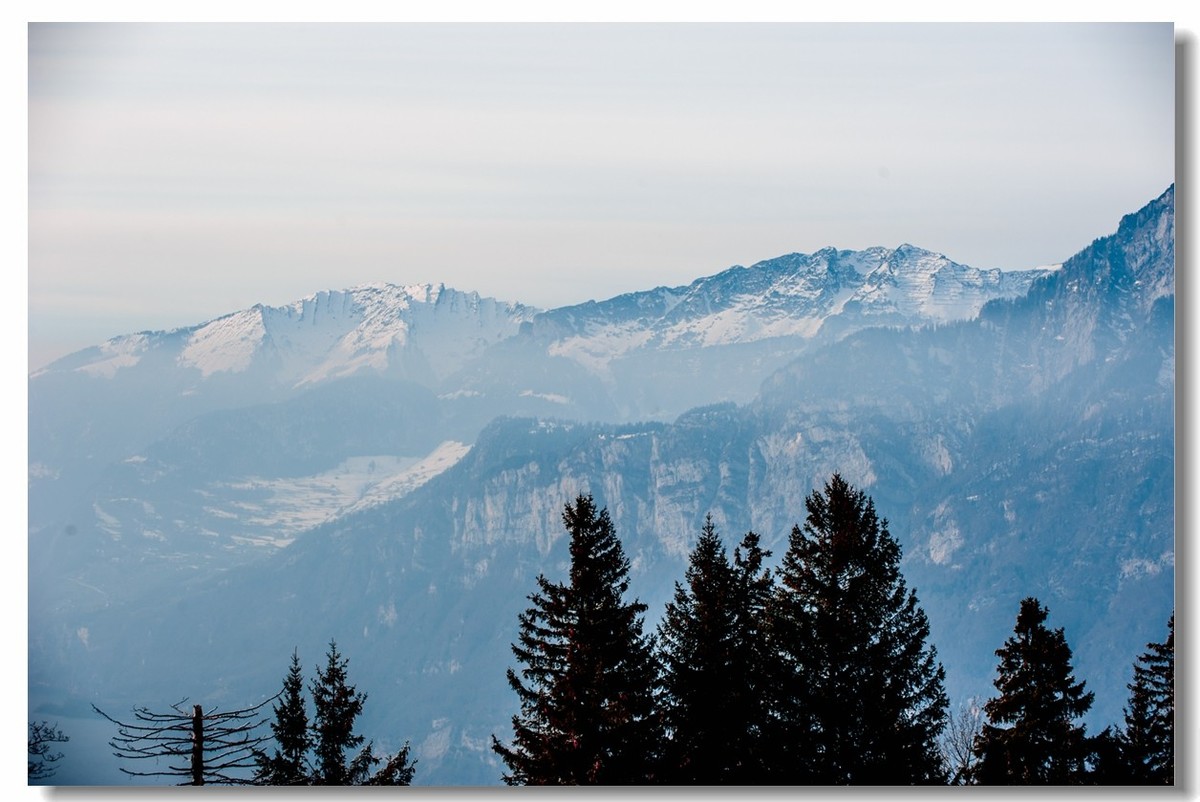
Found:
[29,189,1172,786]
[29,242,1048,613]
[30,284,533,504]
[481,245,1052,420]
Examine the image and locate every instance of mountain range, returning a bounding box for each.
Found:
[28,187,1173,785]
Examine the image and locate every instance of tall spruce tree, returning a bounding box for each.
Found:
[1119,615,1173,783]
[255,649,311,784]
[970,597,1094,784]
[1085,727,1127,784]
[308,641,414,786]
[255,645,414,786]
[728,528,778,779]
[656,517,774,783]
[492,494,662,784]
[772,474,948,784]
[310,641,367,785]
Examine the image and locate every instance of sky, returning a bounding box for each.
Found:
[25,20,1178,371]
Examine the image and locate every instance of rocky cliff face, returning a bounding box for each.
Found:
[516,245,1050,418]
[30,238,1053,608]
[29,189,1172,785]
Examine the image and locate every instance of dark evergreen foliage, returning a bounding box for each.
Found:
[254,643,415,786]
[1085,727,1128,784]
[363,746,417,786]
[772,473,948,783]
[493,494,662,784]
[310,641,367,785]
[727,528,779,778]
[254,650,311,784]
[308,640,417,785]
[970,597,1094,784]
[1118,615,1173,783]
[656,517,775,783]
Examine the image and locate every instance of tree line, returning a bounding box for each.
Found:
[491,477,1174,785]
[75,474,1172,786]
[89,641,414,786]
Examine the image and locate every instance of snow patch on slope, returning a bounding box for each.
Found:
[215,441,471,543]
[851,246,1033,323]
[548,323,656,376]
[346,441,472,514]
[179,309,267,377]
[169,284,535,385]
[74,334,153,378]
[539,245,1048,376]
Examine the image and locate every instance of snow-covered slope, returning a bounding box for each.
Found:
[28,243,1057,594]
[44,188,1172,785]
[29,187,1173,787]
[29,285,534,525]
[534,245,1052,374]
[37,283,539,387]
[30,245,1056,550]
[35,246,1049,397]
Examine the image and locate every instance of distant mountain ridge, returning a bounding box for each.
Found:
[35,245,1050,392]
[30,242,1052,563]
[35,283,539,386]
[28,189,1172,785]
[535,244,1050,353]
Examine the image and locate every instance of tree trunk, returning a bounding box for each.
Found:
[191,705,204,786]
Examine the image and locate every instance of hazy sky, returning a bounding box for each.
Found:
[27,21,1176,370]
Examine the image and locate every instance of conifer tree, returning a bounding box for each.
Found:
[254,644,414,786]
[728,528,778,778]
[308,641,414,785]
[1118,615,1173,783]
[493,494,662,784]
[773,474,948,784]
[310,640,368,785]
[1086,727,1127,784]
[363,746,417,786]
[656,517,774,783]
[255,650,311,785]
[970,597,1094,784]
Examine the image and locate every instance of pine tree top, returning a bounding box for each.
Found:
[972,597,1094,784]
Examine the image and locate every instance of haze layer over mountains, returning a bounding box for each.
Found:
[29,187,1173,785]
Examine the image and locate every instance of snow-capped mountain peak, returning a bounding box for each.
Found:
[852,244,1034,322]
[539,245,1051,372]
[45,283,539,387]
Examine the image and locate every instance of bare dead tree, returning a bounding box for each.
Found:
[93,697,275,785]
[939,696,984,785]
[28,721,69,781]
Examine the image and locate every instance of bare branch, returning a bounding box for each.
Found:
[28,721,70,781]
[939,696,983,785]
[94,696,275,785]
